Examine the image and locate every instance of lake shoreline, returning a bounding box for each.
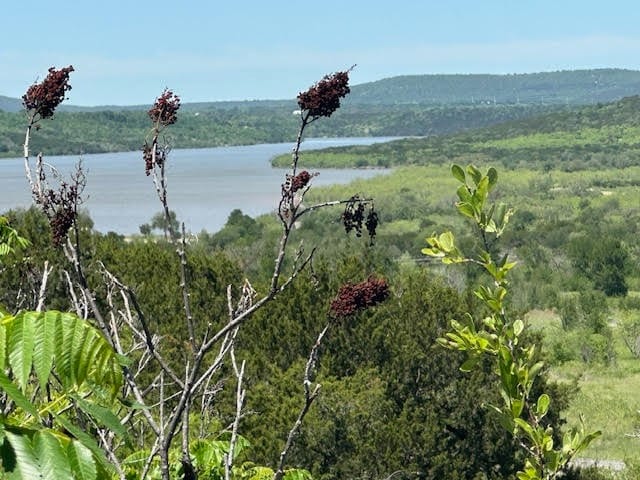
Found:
[2,138,394,235]
[1,136,405,161]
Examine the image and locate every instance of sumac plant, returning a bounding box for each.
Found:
[0,310,126,479]
[14,66,382,480]
[422,164,601,480]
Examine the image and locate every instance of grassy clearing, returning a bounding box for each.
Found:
[527,309,640,463]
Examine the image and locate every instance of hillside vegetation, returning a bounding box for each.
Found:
[3,66,640,479]
[272,95,640,170]
[3,69,640,158]
[3,68,639,112]
[346,68,640,105]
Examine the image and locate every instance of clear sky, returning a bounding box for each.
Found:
[2,0,639,106]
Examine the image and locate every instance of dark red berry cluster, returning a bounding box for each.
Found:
[297,70,350,119]
[49,205,76,247]
[142,142,166,176]
[342,196,378,244]
[148,89,181,126]
[329,276,390,320]
[22,66,74,120]
[41,181,80,246]
[291,170,312,192]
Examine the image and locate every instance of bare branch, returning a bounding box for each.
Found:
[35,261,52,312]
[225,352,245,480]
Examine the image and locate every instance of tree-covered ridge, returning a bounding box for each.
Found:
[3,69,639,113]
[0,102,567,158]
[2,68,640,159]
[346,69,640,105]
[272,95,640,170]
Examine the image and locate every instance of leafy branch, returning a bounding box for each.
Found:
[423,164,601,480]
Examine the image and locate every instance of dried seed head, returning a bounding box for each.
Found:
[23,66,74,119]
[291,170,312,192]
[297,70,350,119]
[148,88,181,126]
[330,276,390,320]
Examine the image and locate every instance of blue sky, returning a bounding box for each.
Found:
[2,0,639,105]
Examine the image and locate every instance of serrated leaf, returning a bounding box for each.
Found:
[4,430,41,479]
[8,312,35,392]
[70,318,90,386]
[55,313,75,384]
[49,312,123,397]
[32,311,56,392]
[66,439,97,480]
[72,395,126,438]
[33,430,73,480]
[247,466,274,480]
[54,415,114,477]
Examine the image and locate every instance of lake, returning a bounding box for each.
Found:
[1,138,394,234]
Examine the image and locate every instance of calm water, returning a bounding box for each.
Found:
[1,138,394,234]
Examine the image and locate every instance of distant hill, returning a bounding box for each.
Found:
[3,69,640,159]
[272,95,640,171]
[345,69,640,106]
[0,95,23,113]
[2,69,640,112]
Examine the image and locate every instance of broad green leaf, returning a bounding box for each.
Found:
[513,319,524,337]
[536,394,550,417]
[8,312,36,392]
[72,396,126,438]
[513,418,536,439]
[456,184,473,204]
[476,176,490,204]
[4,430,41,479]
[511,398,524,418]
[456,202,475,219]
[32,311,56,392]
[451,164,466,183]
[528,361,545,382]
[70,316,90,385]
[33,430,73,480]
[66,440,97,480]
[544,450,561,472]
[51,312,123,396]
[435,231,456,253]
[487,167,498,190]
[54,313,75,384]
[54,415,115,477]
[466,165,482,185]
